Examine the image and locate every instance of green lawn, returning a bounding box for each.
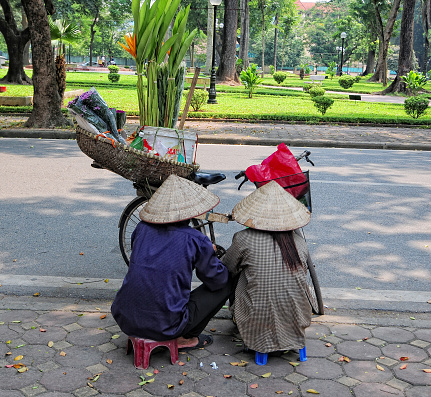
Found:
[1,69,431,126]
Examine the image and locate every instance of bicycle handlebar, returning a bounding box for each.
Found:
[235,150,314,190]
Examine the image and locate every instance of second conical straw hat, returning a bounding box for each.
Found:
[232,180,311,231]
[139,174,220,224]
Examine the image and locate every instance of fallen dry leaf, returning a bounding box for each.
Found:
[399,364,407,370]
[178,361,185,366]
[100,314,107,320]
[104,279,109,283]
[48,341,54,348]
[400,357,409,361]
[325,343,332,347]
[179,379,184,385]
[338,356,351,363]
[87,382,94,388]
[182,371,187,376]
[261,372,271,378]
[167,384,174,389]
[17,366,28,373]
[145,372,153,377]
[106,359,113,364]
[250,384,258,389]
[153,369,159,374]
[230,362,239,366]
[306,389,320,394]
[376,364,385,371]
[224,375,232,378]
[289,362,300,367]
[80,252,84,255]
[111,335,120,339]
[14,355,23,361]
[275,392,284,394]
[39,328,47,332]
[33,292,40,297]
[423,369,431,373]
[210,328,216,332]
[59,351,66,357]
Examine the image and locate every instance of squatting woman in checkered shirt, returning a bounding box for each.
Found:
[222,181,312,354]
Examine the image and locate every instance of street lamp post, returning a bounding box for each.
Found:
[336,46,341,75]
[208,0,222,104]
[339,32,347,76]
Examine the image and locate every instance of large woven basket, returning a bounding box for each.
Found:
[75,126,200,186]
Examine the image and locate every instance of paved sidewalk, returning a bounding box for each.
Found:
[1,115,431,151]
[0,295,430,396]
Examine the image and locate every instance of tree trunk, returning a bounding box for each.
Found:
[21,0,70,128]
[382,0,416,94]
[205,1,214,74]
[273,13,278,71]
[21,6,31,66]
[216,0,239,83]
[363,48,376,76]
[0,0,32,84]
[369,0,402,85]
[239,0,250,70]
[260,1,265,77]
[89,11,99,66]
[421,0,431,74]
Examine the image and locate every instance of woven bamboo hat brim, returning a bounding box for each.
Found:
[232,180,311,231]
[139,174,220,224]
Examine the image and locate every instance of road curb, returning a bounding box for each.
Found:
[1,128,431,151]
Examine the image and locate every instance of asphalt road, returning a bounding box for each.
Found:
[0,139,430,309]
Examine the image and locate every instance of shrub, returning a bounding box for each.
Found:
[183,89,209,111]
[108,73,120,83]
[326,61,336,80]
[108,65,119,73]
[312,95,334,115]
[404,95,429,118]
[402,70,427,96]
[338,75,356,89]
[308,86,326,98]
[354,75,361,83]
[303,83,320,92]
[269,65,275,75]
[273,71,287,85]
[240,63,263,98]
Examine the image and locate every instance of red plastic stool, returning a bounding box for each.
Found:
[127,336,178,369]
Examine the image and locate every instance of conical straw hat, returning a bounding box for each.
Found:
[139,174,220,224]
[232,180,311,231]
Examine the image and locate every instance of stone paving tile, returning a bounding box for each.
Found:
[77,313,117,329]
[39,367,91,392]
[97,342,117,353]
[329,324,372,341]
[386,377,411,390]
[0,325,22,342]
[299,379,352,397]
[66,328,111,347]
[376,356,399,367]
[36,312,79,327]
[37,360,59,373]
[284,372,308,384]
[336,340,382,360]
[20,384,47,396]
[381,343,429,362]
[393,362,431,386]
[406,386,431,397]
[306,338,335,357]
[336,375,360,387]
[0,367,43,389]
[0,310,39,323]
[13,344,56,366]
[343,360,393,382]
[62,323,82,333]
[305,323,331,339]
[295,357,343,379]
[0,391,25,397]
[194,372,247,397]
[353,382,404,396]
[36,393,74,397]
[410,339,430,348]
[372,327,416,343]
[89,371,141,395]
[414,329,431,343]
[22,327,67,345]
[247,378,299,396]
[365,337,386,347]
[53,346,103,368]
[72,387,100,397]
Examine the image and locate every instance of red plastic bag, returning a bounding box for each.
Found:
[245,143,308,198]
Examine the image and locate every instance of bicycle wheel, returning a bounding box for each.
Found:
[118,195,150,266]
[305,253,324,315]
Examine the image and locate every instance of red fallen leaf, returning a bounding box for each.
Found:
[400,357,409,361]
[5,365,14,368]
[80,252,84,255]
[399,364,407,370]
[100,314,107,320]
[179,379,184,385]
[224,375,232,378]
[178,361,185,366]
[39,328,47,332]
[250,384,258,389]
[362,337,369,340]
[153,369,159,374]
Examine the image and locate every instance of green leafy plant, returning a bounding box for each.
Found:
[269,65,275,75]
[273,71,287,85]
[308,86,326,98]
[303,82,321,92]
[404,95,429,118]
[108,73,121,83]
[240,63,263,98]
[235,58,243,74]
[312,95,334,115]
[299,63,311,80]
[338,75,356,89]
[183,89,209,111]
[354,75,361,83]
[108,65,119,73]
[401,71,427,96]
[326,61,336,80]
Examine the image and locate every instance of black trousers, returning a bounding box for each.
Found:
[181,275,237,338]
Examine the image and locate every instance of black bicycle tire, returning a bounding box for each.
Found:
[118,195,150,266]
[306,253,325,315]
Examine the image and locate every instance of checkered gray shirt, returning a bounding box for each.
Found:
[223,228,312,353]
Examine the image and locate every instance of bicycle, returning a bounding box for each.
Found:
[117,149,324,315]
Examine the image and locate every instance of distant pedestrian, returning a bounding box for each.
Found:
[101,55,106,67]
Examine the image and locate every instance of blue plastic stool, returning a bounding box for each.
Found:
[255,346,307,366]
